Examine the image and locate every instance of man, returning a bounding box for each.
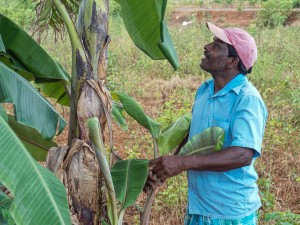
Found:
[148,22,268,224]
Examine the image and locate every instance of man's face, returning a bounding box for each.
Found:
[200,37,231,73]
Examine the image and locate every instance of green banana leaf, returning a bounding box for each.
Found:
[0,104,8,122]
[118,0,179,70]
[179,127,225,156]
[0,15,70,106]
[111,101,128,131]
[0,62,66,140]
[113,92,161,139]
[0,116,71,225]
[8,115,57,161]
[111,159,148,209]
[158,113,191,155]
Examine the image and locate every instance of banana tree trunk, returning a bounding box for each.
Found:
[48,0,111,224]
[68,0,110,144]
[72,0,111,223]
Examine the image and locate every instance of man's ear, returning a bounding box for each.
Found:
[227,57,239,69]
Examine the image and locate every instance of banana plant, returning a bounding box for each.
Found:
[1,0,179,222]
[1,0,183,222]
[111,91,225,224]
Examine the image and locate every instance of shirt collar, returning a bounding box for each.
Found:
[205,74,248,97]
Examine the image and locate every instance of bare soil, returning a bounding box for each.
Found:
[170,5,300,27]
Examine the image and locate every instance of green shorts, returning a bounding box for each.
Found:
[184,210,258,225]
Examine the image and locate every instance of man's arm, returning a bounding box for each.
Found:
[150,146,254,183]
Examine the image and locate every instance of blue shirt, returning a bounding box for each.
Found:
[188,74,268,219]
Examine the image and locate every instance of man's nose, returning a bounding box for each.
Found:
[204,43,211,51]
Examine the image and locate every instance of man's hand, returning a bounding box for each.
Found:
[149,156,183,183]
[143,170,157,193]
[143,156,184,193]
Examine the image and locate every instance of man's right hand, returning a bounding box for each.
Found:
[143,156,184,193]
[143,170,158,193]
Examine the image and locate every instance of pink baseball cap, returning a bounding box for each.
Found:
[206,22,257,70]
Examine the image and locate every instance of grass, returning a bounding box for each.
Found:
[37,7,300,225]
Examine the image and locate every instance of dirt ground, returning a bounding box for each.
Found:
[170,5,300,27]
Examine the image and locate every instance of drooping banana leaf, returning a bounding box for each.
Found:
[179,127,225,156]
[0,104,7,122]
[0,116,71,225]
[111,101,128,131]
[118,0,179,70]
[0,62,66,140]
[113,92,161,139]
[158,113,191,155]
[111,159,148,209]
[8,115,57,161]
[36,0,79,34]
[0,15,70,106]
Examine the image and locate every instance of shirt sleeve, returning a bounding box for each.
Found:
[230,94,268,158]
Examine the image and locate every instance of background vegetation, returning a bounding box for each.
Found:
[1,0,299,224]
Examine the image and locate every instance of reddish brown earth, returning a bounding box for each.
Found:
[170,5,300,27]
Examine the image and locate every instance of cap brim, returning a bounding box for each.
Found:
[206,22,232,45]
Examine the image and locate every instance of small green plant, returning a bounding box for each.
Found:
[257,178,276,210]
[258,0,294,27]
[263,211,300,224]
[293,0,300,7]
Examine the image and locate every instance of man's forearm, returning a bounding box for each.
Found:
[150,146,254,182]
[180,146,254,172]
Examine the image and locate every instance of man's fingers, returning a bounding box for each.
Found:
[146,180,156,190]
[147,172,157,182]
[156,170,165,180]
[149,157,162,167]
[143,185,149,193]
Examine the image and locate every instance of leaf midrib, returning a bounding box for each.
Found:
[185,145,215,156]
[122,159,131,208]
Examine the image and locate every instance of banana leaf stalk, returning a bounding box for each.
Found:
[87,118,118,225]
